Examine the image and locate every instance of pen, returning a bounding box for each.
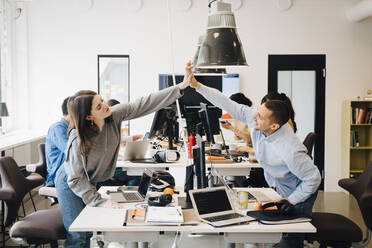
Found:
[176,208,182,216]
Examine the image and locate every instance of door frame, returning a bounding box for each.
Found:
[268,54,326,189]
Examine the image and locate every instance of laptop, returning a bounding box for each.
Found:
[189,186,255,227]
[109,169,152,203]
[122,140,153,162]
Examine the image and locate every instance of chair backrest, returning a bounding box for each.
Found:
[339,161,372,231]
[0,157,32,227]
[34,143,47,178]
[303,132,317,158]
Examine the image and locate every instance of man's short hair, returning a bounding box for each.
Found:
[264,100,290,127]
[62,97,69,116]
[230,93,252,107]
[107,99,120,107]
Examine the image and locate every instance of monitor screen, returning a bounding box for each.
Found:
[184,105,221,136]
[148,106,178,139]
[193,188,232,215]
[199,103,217,143]
[138,169,152,197]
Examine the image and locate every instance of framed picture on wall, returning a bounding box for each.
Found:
[98,55,130,136]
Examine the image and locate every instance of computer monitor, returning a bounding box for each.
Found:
[184,105,221,138]
[198,103,220,144]
[148,106,179,150]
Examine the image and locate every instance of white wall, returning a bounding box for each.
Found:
[21,0,372,192]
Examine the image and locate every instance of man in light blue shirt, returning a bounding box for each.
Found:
[187,63,320,247]
[45,97,70,186]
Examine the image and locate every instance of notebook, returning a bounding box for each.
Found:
[189,186,255,227]
[122,140,152,162]
[108,169,152,203]
[247,190,274,202]
[145,206,184,225]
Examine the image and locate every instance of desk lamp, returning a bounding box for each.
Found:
[0,102,9,135]
[196,0,248,69]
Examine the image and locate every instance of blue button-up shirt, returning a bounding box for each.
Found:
[198,85,321,205]
[45,118,68,186]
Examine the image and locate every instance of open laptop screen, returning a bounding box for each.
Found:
[138,170,152,197]
[193,188,232,215]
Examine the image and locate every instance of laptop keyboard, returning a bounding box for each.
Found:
[122,192,141,201]
[204,213,245,222]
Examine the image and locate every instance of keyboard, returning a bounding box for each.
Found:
[122,192,141,201]
[204,213,245,222]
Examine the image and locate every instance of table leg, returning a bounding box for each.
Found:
[138,242,149,248]
[124,242,138,248]
[225,243,236,248]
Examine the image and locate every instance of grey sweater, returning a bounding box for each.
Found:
[63,86,182,206]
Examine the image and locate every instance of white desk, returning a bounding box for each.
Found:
[70,187,315,248]
[117,158,261,177]
[0,130,46,165]
[0,130,45,151]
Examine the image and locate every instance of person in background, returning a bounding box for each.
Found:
[45,97,70,186]
[55,64,189,248]
[220,93,254,154]
[187,61,320,248]
[261,92,297,133]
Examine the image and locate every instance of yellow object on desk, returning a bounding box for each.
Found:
[205,155,234,163]
[132,209,146,220]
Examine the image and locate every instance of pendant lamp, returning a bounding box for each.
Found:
[196,0,248,68]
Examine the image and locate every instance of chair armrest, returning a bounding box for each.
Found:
[38,186,58,198]
[338,178,358,193]
[0,188,16,200]
[26,163,37,173]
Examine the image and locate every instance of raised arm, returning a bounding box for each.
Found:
[188,75,256,127]
[111,65,190,123]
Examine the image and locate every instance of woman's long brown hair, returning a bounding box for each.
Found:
[67,90,99,156]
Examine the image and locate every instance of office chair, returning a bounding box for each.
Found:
[0,156,66,247]
[26,143,58,202]
[303,132,317,159]
[305,160,372,248]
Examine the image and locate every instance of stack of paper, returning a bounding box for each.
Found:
[145,206,184,225]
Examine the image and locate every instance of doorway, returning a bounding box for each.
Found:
[268,55,326,190]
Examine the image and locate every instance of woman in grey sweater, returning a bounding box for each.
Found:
[55,77,189,248]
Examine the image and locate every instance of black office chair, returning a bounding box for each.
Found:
[303,132,317,159]
[0,156,66,247]
[26,143,58,202]
[305,160,372,248]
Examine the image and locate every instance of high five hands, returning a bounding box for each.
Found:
[178,61,201,90]
[185,61,201,90]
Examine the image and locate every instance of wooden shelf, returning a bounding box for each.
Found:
[342,100,372,180]
[350,146,372,150]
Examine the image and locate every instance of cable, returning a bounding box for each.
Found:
[166,0,188,154]
[171,231,179,248]
[208,0,218,8]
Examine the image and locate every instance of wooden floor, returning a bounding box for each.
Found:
[2,190,371,248]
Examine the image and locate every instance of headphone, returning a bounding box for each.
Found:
[147,187,174,207]
[261,199,295,217]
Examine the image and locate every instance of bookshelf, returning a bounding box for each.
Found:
[342,100,372,179]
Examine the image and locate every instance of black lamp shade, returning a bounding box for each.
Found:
[196,28,247,68]
[0,102,9,117]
